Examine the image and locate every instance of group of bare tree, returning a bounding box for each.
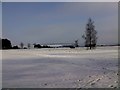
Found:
[20,42,31,49]
[1,18,97,50]
[20,18,97,50]
[19,18,97,50]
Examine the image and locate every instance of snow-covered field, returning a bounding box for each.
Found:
[2,46,118,88]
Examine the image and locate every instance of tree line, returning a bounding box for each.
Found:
[0,18,98,50]
[0,39,58,49]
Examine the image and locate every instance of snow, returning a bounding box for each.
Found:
[2,46,118,88]
[0,50,2,89]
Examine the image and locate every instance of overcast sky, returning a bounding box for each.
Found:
[2,2,118,46]
[2,0,119,2]
[0,3,1,38]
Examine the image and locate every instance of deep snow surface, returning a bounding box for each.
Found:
[2,46,118,88]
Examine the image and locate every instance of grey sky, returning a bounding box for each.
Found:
[2,2,118,46]
[2,0,119,2]
[0,3,2,38]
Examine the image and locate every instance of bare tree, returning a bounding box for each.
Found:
[82,18,97,49]
[74,40,79,47]
[27,43,31,49]
[20,42,24,49]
